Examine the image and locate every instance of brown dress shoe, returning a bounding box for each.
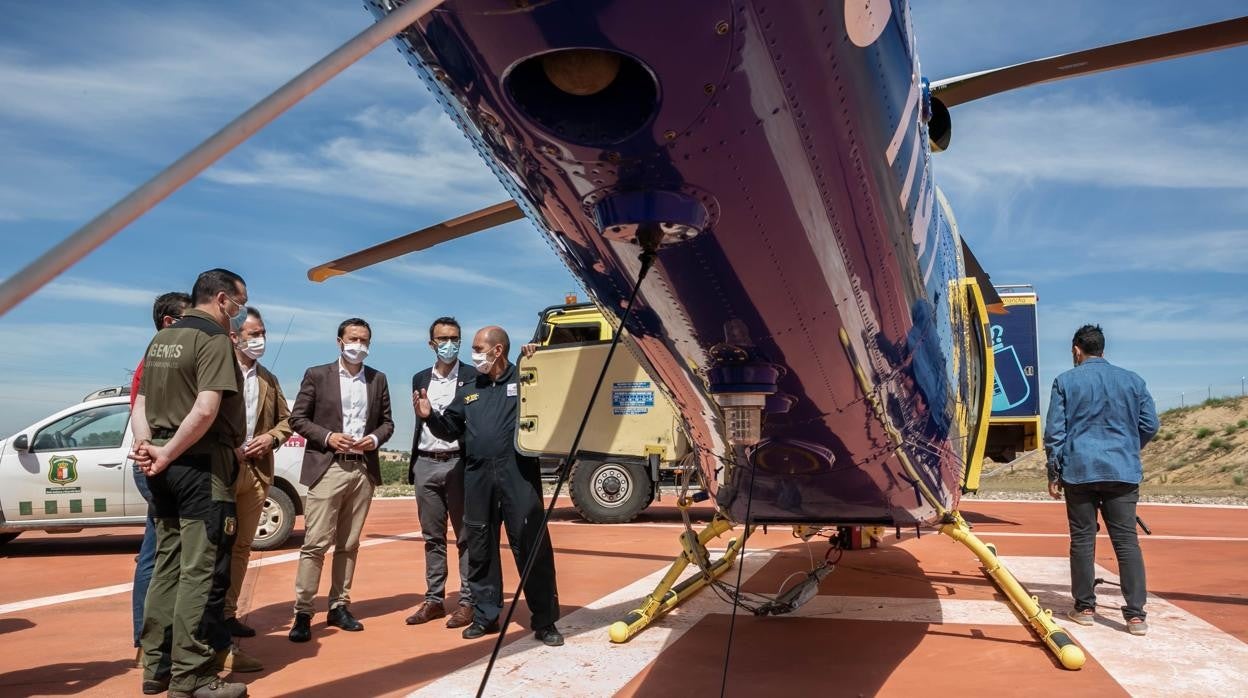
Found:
[405,601,446,625]
[445,604,474,629]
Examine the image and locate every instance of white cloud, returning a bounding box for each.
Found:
[937,93,1248,193]
[204,106,506,211]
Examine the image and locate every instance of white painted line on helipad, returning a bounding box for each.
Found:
[1003,555,1248,697]
[406,551,778,697]
[0,531,424,616]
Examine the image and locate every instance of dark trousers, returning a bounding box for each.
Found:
[463,456,559,630]
[1064,481,1147,620]
[141,448,236,692]
[132,463,158,648]
[414,454,471,606]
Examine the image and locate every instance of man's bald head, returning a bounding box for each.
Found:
[474,325,510,356]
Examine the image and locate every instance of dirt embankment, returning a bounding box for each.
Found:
[975,396,1248,503]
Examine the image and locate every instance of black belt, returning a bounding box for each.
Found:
[336,453,366,462]
[418,450,459,462]
[151,427,176,440]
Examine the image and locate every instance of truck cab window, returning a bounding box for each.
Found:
[547,323,603,346]
[32,403,130,451]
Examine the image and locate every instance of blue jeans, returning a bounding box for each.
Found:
[132,463,157,647]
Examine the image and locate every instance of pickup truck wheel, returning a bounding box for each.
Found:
[569,460,653,524]
[251,486,296,551]
[0,532,20,545]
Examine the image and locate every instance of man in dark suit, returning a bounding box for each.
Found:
[287,318,394,642]
[405,317,477,629]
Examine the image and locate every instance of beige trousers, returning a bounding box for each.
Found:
[223,461,269,619]
[293,460,374,615]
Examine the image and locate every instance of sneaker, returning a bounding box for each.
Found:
[168,676,248,698]
[1067,608,1095,626]
[534,624,564,647]
[1127,617,1148,636]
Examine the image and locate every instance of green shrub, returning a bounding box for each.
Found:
[1225,425,1239,436]
[1195,427,1213,439]
[1208,438,1233,451]
[380,457,409,485]
[1166,461,1185,471]
[1235,473,1245,487]
[1238,419,1248,429]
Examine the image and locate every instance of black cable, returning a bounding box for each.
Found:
[718,458,757,698]
[476,248,657,698]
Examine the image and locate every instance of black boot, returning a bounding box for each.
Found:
[327,606,364,632]
[288,612,312,643]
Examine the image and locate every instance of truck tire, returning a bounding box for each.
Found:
[0,532,20,546]
[251,486,296,551]
[569,460,654,524]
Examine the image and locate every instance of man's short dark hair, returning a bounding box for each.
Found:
[152,292,191,331]
[429,316,460,341]
[338,317,371,339]
[245,306,262,322]
[191,268,246,305]
[1073,324,1105,356]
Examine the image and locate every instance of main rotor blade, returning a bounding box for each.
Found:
[931,16,1248,108]
[307,200,525,282]
[0,0,445,317]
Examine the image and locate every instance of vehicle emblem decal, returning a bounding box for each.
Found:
[47,455,79,486]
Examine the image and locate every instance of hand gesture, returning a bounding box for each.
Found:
[520,343,539,359]
[328,432,355,453]
[414,388,432,419]
[140,443,173,476]
[1047,480,1064,500]
[244,434,275,458]
[353,436,378,451]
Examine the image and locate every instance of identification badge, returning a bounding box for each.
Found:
[464,393,479,404]
[506,383,518,397]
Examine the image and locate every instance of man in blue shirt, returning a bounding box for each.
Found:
[1044,324,1159,635]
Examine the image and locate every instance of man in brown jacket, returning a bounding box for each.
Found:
[222,307,292,658]
[287,318,394,642]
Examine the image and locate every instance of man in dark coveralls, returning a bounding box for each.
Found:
[415,325,563,646]
[131,268,250,698]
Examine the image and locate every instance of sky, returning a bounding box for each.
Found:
[1,1,1245,450]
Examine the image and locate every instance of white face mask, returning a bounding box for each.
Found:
[240,337,265,360]
[472,349,495,373]
[342,342,369,364]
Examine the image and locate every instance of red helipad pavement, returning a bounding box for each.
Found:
[1,499,1245,697]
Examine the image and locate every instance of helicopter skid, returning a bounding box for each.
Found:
[940,511,1087,670]
[608,516,747,643]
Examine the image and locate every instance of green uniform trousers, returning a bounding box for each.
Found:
[139,444,237,693]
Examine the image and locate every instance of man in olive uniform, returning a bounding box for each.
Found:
[130,268,251,698]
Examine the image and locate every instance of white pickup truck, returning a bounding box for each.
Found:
[0,388,307,549]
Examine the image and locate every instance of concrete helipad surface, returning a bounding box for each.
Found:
[1,498,1245,697]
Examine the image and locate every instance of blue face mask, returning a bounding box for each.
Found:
[435,340,460,363]
[225,296,247,332]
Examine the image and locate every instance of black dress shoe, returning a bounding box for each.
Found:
[327,606,364,632]
[288,612,312,643]
[461,621,500,639]
[534,624,564,647]
[225,616,256,638]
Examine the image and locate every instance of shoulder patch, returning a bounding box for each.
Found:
[463,393,479,404]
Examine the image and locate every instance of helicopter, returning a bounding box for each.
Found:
[1,0,1244,680]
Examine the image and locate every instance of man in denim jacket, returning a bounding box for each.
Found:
[1044,324,1159,635]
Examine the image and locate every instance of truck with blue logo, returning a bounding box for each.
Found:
[518,301,690,523]
[984,285,1042,463]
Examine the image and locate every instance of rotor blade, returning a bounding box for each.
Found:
[0,0,445,318]
[307,200,525,282]
[931,16,1248,108]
